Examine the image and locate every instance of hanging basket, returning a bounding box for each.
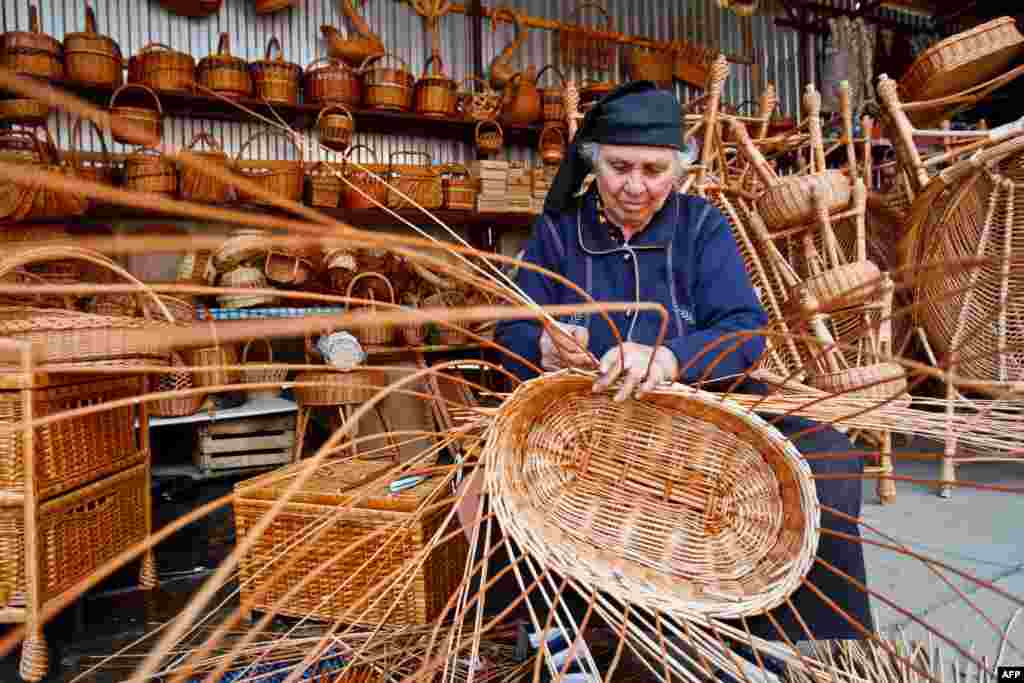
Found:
[474,119,503,156]
[234,129,304,207]
[129,42,195,94]
[250,36,302,105]
[535,65,568,123]
[346,271,395,347]
[109,83,163,147]
[360,52,415,112]
[484,371,819,619]
[315,104,355,153]
[64,5,123,89]
[197,32,252,99]
[386,151,442,210]
[240,338,288,400]
[340,144,389,210]
[179,132,233,204]
[558,2,615,71]
[303,56,362,107]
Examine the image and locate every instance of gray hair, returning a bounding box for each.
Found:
[578,141,696,180]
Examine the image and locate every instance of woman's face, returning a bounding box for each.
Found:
[594,145,678,232]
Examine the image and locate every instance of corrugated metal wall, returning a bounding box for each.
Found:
[3,0,814,165]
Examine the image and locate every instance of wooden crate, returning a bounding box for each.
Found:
[193,414,295,474]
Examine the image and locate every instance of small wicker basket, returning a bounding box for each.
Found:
[265,246,317,287]
[360,52,415,112]
[456,76,501,121]
[63,5,123,88]
[234,130,304,207]
[129,42,195,93]
[475,119,503,156]
[250,37,302,106]
[538,123,565,166]
[240,338,288,400]
[346,271,395,347]
[534,65,567,123]
[213,229,271,272]
[124,148,177,198]
[186,344,239,389]
[109,83,163,147]
[197,32,252,99]
[756,170,851,234]
[340,144,388,210]
[152,351,204,418]
[179,132,232,204]
[315,104,355,153]
[303,56,362,107]
[306,161,343,208]
[440,163,476,211]
[68,116,118,197]
[218,265,277,309]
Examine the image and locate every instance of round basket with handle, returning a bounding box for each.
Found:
[179,132,232,204]
[234,129,304,207]
[249,37,302,106]
[456,76,501,121]
[197,32,252,99]
[68,116,117,194]
[414,55,457,118]
[64,4,123,89]
[360,52,415,112]
[538,123,566,166]
[500,70,541,126]
[109,83,163,147]
[303,56,362,107]
[240,338,288,401]
[474,119,503,156]
[485,370,819,619]
[129,42,195,93]
[345,271,395,347]
[315,104,355,153]
[340,144,388,210]
[185,343,239,389]
[535,65,567,123]
[152,351,204,418]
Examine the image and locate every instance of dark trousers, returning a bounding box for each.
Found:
[468,415,873,642]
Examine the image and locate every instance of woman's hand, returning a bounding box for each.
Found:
[592,342,679,402]
[539,322,592,372]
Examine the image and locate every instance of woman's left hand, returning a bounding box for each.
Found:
[592,342,679,402]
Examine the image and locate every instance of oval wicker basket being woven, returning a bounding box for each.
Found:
[756,170,851,234]
[484,371,819,619]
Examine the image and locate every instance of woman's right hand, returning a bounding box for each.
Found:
[539,321,592,372]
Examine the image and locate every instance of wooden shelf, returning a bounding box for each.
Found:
[67,81,544,147]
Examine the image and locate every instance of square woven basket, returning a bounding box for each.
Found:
[234,459,468,627]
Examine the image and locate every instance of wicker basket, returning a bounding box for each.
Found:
[0,96,48,127]
[109,83,163,147]
[535,65,567,123]
[0,4,63,81]
[807,362,907,401]
[124,148,177,198]
[178,132,232,204]
[250,37,302,106]
[213,229,271,272]
[0,129,89,223]
[386,151,442,210]
[63,5,122,88]
[578,79,616,114]
[234,129,304,207]
[900,17,1024,106]
[196,32,252,99]
[756,170,851,234]
[129,42,195,94]
[456,76,501,121]
[177,250,215,284]
[265,246,317,286]
[440,163,475,211]
[186,343,239,388]
[316,104,355,153]
[360,52,415,112]
[793,260,883,314]
[152,351,204,418]
[240,338,288,400]
[414,56,457,119]
[68,117,117,194]
[303,56,362,107]
[485,371,819,618]
[234,458,468,626]
[474,119,503,156]
[306,161,343,208]
[538,123,565,166]
[341,145,389,210]
[346,271,395,347]
[323,247,357,292]
[218,265,276,309]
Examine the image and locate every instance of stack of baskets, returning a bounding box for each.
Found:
[0,4,63,128]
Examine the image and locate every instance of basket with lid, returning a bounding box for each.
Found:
[197,32,252,99]
[414,56,457,118]
[250,37,302,106]
[128,42,195,93]
[63,4,122,88]
[234,457,468,626]
[0,4,63,81]
[361,53,415,112]
[303,56,361,107]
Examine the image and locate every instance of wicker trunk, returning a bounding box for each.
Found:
[234,459,467,627]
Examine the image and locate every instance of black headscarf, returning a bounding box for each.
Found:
[543,80,683,214]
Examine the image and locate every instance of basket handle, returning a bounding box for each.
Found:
[84,4,97,34]
[422,55,444,77]
[534,64,566,88]
[69,115,111,172]
[388,150,434,174]
[358,51,410,75]
[567,1,611,29]
[0,246,174,322]
[109,83,163,116]
[539,123,564,149]
[216,32,231,57]
[345,271,396,310]
[342,142,379,166]
[140,42,176,55]
[475,119,503,141]
[264,36,284,62]
[315,103,354,129]
[235,128,301,161]
[306,55,353,73]
[187,131,224,154]
[241,337,274,364]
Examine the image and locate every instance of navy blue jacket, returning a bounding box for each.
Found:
[496,190,768,384]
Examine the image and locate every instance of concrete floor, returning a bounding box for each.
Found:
[2,437,1023,682]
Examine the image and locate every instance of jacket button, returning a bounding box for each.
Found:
[623,253,630,261]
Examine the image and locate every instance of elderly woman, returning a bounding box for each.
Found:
[487,81,872,675]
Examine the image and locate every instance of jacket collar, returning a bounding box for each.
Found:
[577,190,676,254]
